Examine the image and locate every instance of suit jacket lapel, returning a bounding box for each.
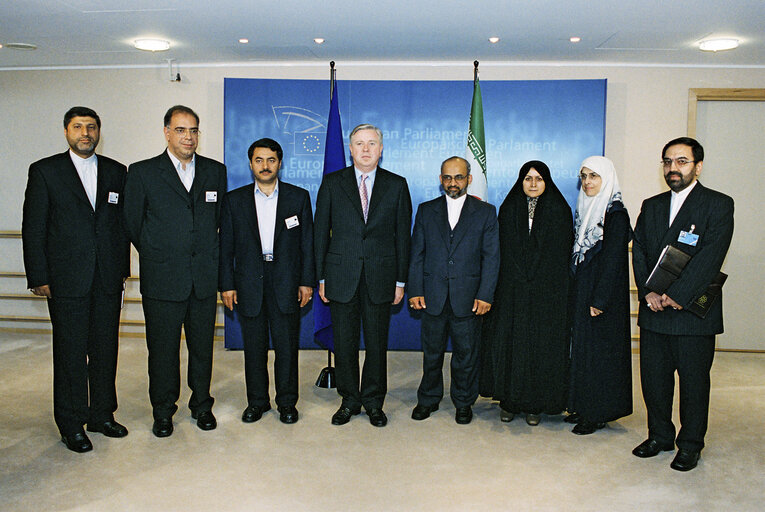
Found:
[192,157,213,204]
[434,196,450,247]
[244,184,263,252]
[274,181,288,242]
[662,184,703,248]
[158,151,192,200]
[339,167,365,220]
[58,152,93,209]
[367,167,389,222]
[94,157,109,211]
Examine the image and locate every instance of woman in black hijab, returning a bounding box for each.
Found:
[480,161,573,425]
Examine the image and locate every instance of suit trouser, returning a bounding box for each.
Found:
[47,266,121,435]
[142,291,216,419]
[417,298,481,409]
[639,328,716,452]
[330,272,391,412]
[238,261,299,408]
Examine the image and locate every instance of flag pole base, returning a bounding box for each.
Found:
[315,366,336,389]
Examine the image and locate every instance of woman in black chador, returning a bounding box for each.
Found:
[565,156,633,434]
[480,161,573,425]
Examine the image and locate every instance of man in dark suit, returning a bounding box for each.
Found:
[314,123,412,427]
[22,106,130,453]
[407,156,499,424]
[123,105,227,437]
[632,137,734,471]
[219,138,314,425]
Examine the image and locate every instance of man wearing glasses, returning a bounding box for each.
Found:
[632,137,734,471]
[407,156,499,424]
[123,105,227,437]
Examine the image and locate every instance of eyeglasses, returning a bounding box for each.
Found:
[172,127,200,137]
[441,174,467,182]
[662,158,695,168]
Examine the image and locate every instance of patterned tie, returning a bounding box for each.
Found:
[359,174,369,223]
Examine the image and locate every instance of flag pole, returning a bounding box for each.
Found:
[316,60,337,389]
[474,60,479,81]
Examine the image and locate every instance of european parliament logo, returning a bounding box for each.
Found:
[272,105,325,156]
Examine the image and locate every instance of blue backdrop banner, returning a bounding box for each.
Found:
[223,78,607,350]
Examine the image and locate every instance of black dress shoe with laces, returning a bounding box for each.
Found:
[331,406,360,425]
[411,403,439,421]
[455,406,473,424]
[278,405,299,424]
[242,404,271,423]
[670,449,700,471]
[61,431,93,453]
[367,408,388,427]
[152,418,173,438]
[192,410,217,431]
[87,420,128,438]
[632,438,674,458]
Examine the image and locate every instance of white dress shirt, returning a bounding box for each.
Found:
[254,182,279,256]
[669,180,698,226]
[445,193,467,230]
[167,149,195,192]
[70,150,97,209]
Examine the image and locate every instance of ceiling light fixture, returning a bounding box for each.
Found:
[488,36,500,44]
[314,38,325,44]
[5,42,37,51]
[698,38,739,52]
[239,38,249,44]
[134,39,170,52]
[569,36,581,43]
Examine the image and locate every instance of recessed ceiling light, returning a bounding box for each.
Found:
[570,36,581,43]
[699,38,739,52]
[488,36,500,44]
[239,38,249,44]
[314,38,325,44]
[5,43,37,51]
[134,39,170,52]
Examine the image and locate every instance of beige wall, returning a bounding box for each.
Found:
[2,64,765,228]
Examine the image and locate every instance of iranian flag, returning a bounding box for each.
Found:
[466,72,488,201]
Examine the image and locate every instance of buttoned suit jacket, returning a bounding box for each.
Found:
[22,151,130,297]
[219,181,315,317]
[407,195,500,317]
[314,166,412,304]
[123,151,227,301]
[632,181,734,336]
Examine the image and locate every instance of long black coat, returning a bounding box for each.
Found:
[480,161,574,415]
[568,204,633,423]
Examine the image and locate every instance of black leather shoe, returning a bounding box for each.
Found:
[572,421,606,435]
[278,405,299,424]
[367,408,388,427]
[61,431,93,453]
[670,449,700,471]
[87,420,128,438]
[564,412,580,424]
[152,418,173,438]
[411,403,439,421]
[242,404,271,423]
[632,438,674,458]
[455,406,473,424]
[192,410,217,431]
[331,406,360,425]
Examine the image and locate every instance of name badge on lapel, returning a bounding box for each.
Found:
[206,191,218,203]
[678,224,699,246]
[285,215,300,229]
[108,192,119,204]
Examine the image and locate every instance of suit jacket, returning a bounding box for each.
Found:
[123,151,227,301]
[407,195,500,317]
[22,151,130,297]
[219,181,315,316]
[632,181,734,335]
[314,166,412,304]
